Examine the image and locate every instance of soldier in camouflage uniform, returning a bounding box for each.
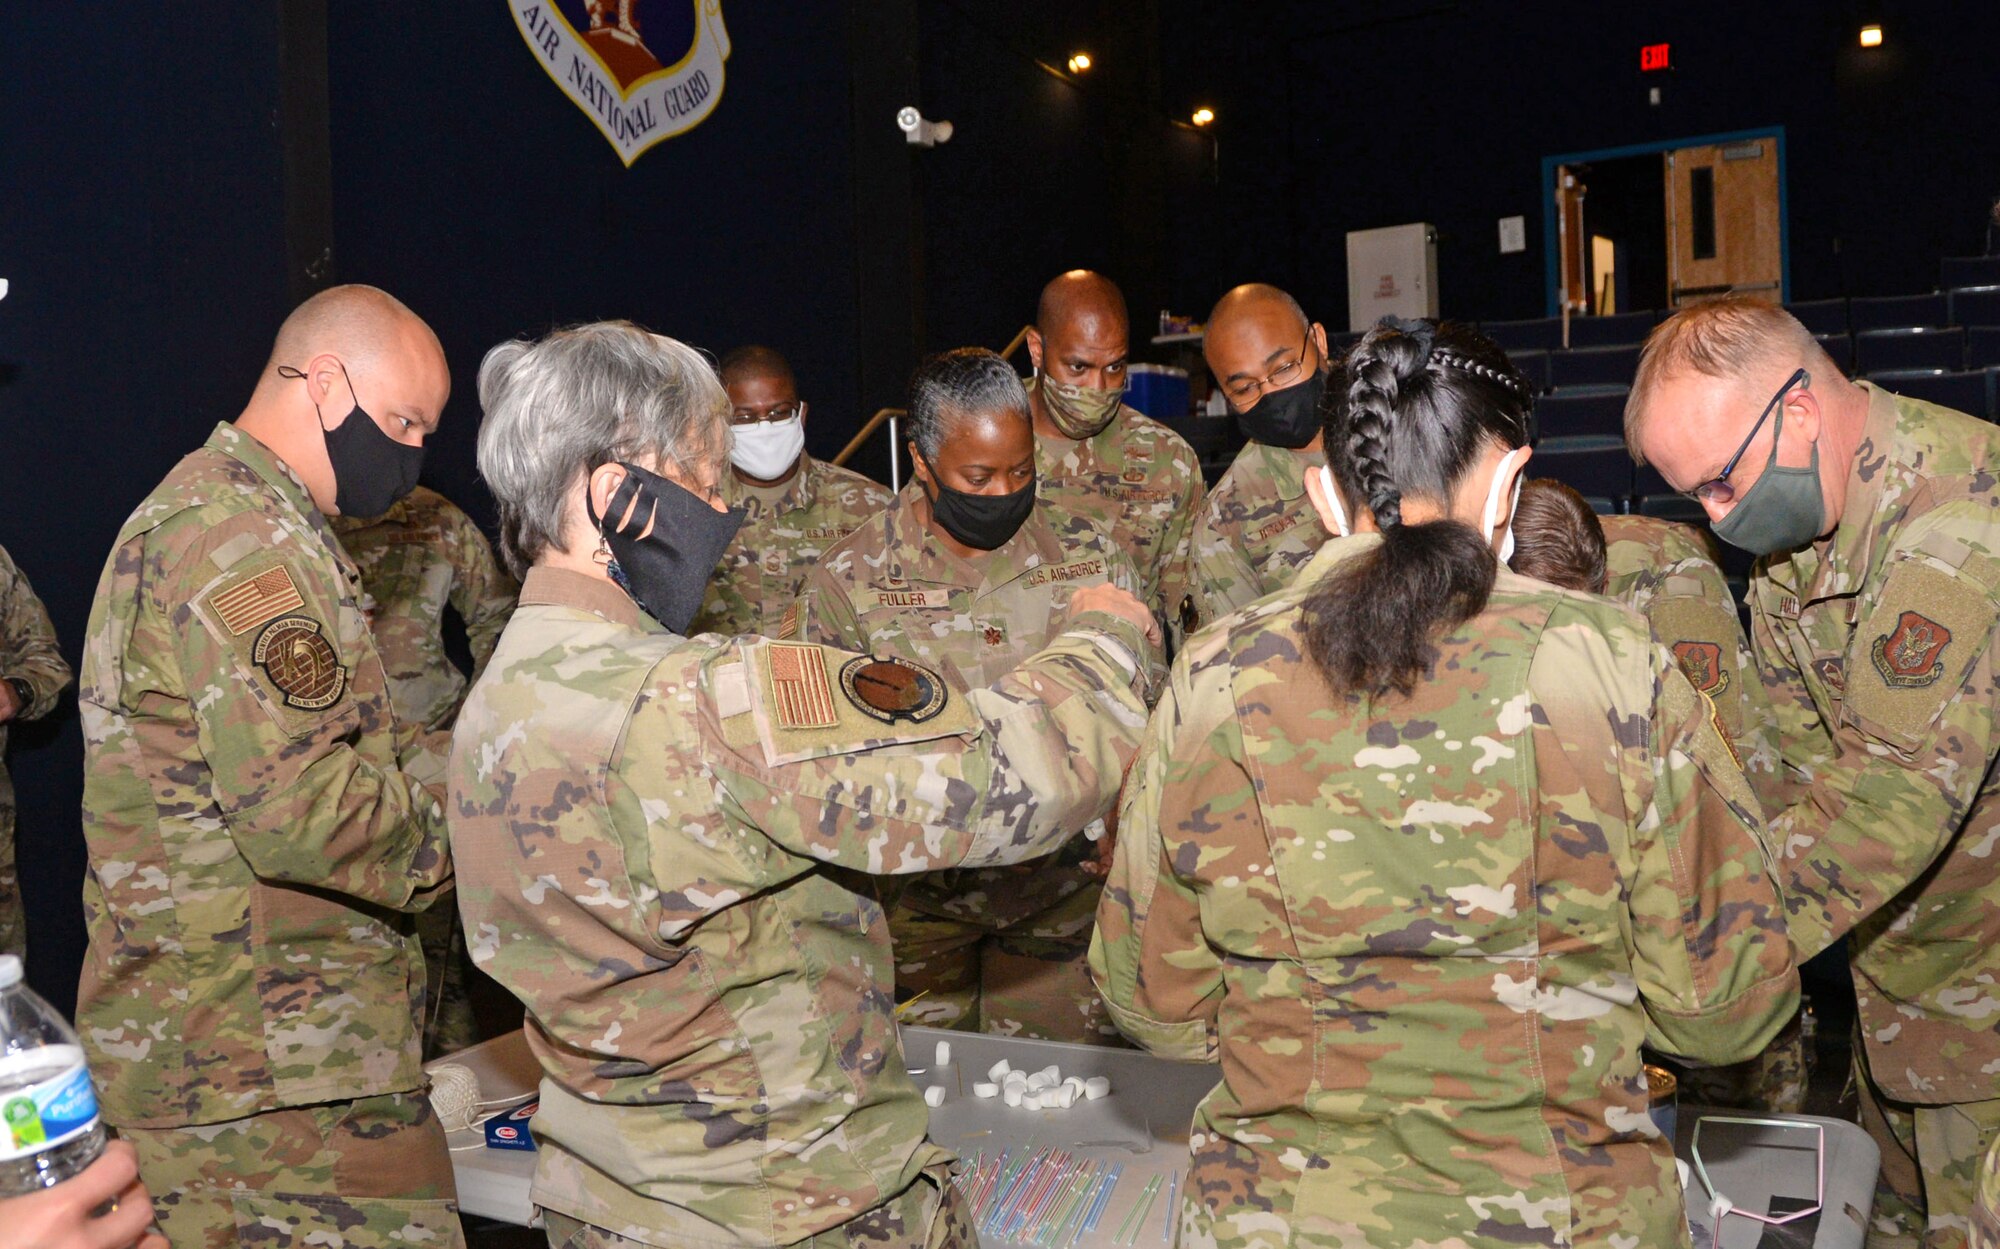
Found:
[76,286,462,1248]
[333,484,516,1057]
[0,542,72,962]
[690,346,892,637]
[1024,271,1206,641]
[1095,317,1799,1249]
[1511,484,1808,1113]
[450,322,1156,1249]
[794,348,1157,1045]
[1190,284,1334,620]
[1628,295,2000,1247]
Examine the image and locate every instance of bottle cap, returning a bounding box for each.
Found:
[0,954,21,989]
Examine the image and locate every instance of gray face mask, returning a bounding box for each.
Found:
[1710,404,1827,555]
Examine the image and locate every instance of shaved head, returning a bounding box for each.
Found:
[267,284,436,378]
[1206,283,1308,337]
[718,344,796,391]
[1036,270,1127,338]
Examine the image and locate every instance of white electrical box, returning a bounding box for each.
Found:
[1346,223,1438,331]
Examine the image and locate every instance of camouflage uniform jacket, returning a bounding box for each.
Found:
[1030,390,1207,632]
[1190,439,1328,622]
[75,423,453,1128]
[1092,536,1798,1248]
[794,483,1152,692]
[0,542,73,957]
[447,566,1151,1247]
[1752,382,2000,1103]
[1600,514,1782,797]
[331,484,518,731]
[691,454,892,637]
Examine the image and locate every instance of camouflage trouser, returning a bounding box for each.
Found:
[540,1168,975,1249]
[1857,1051,2000,1248]
[1667,1008,1809,1113]
[0,788,21,961]
[416,897,478,1057]
[890,857,1120,1045]
[120,1091,464,1249]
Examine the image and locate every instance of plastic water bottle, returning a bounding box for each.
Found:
[0,954,106,1194]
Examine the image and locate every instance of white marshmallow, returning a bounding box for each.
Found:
[1026,1073,1055,1092]
[1083,1077,1110,1100]
[988,1059,1012,1081]
[1057,1086,1078,1109]
[972,1082,999,1099]
[1002,1085,1023,1107]
[923,1086,945,1108]
[935,1042,951,1067]
[1037,1065,1060,1082]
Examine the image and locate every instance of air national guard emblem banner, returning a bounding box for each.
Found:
[511,1,730,165]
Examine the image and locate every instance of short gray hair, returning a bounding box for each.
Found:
[477,321,729,575]
[906,347,1030,462]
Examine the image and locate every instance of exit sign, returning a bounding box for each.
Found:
[1641,43,1671,71]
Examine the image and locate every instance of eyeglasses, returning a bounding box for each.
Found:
[1224,333,1317,407]
[730,401,805,426]
[1686,367,1810,505]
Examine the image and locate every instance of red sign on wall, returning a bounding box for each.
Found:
[1641,43,1672,72]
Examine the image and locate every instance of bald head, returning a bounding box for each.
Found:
[1036,270,1127,339]
[1206,283,1308,338]
[266,284,438,380]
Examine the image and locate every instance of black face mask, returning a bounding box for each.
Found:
[916,455,1037,551]
[588,461,746,634]
[278,362,427,518]
[1236,369,1325,450]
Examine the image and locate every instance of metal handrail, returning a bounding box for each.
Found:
[830,327,1033,478]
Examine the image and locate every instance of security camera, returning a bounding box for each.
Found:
[897,106,953,148]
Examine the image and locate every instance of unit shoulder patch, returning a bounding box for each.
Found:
[251,614,346,710]
[1671,640,1731,696]
[1846,555,1997,749]
[1870,610,1952,688]
[840,655,948,724]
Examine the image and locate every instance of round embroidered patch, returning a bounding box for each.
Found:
[252,614,346,710]
[840,655,947,724]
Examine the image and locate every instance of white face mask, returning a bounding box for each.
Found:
[1481,446,1529,563]
[1317,465,1351,538]
[729,414,805,481]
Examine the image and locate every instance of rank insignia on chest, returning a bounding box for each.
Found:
[767,642,840,729]
[1813,656,1846,694]
[1871,610,1952,688]
[1671,640,1730,696]
[840,655,948,724]
[982,625,1004,646]
[251,614,346,710]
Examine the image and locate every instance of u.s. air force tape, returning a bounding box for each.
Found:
[840,654,948,724]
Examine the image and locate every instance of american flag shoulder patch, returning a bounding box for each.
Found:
[766,642,839,730]
[209,565,305,635]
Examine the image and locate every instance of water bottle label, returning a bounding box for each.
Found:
[0,1045,101,1162]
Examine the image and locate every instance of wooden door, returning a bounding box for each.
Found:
[1556,166,1589,315]
[1665,138,1781,307]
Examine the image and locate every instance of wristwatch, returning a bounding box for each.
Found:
[4,677,31,710]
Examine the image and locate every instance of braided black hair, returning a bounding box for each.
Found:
[1302,318,1534,698]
